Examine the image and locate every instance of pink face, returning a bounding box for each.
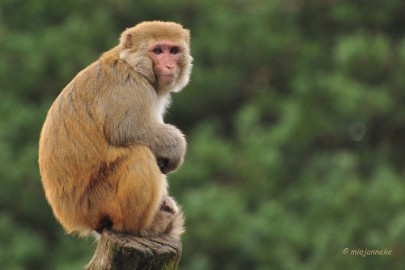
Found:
[148,41,182,87]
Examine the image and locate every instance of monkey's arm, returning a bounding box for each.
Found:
[108,121,186,174]
[100,80,186,174]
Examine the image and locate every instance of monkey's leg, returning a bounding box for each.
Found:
[107,145,166,233]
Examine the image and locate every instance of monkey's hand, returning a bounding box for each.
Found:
[156,148,184,174]
[156,155,184,174]
[153,125,187,174]
[157,157,170,174]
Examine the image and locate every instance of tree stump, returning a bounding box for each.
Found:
[84,230,182,270]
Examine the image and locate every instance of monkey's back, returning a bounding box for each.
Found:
[38,60,115,230]
[40,64,104,180]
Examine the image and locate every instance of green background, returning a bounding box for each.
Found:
[1,0,405,269]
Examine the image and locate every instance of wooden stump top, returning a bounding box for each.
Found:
[84,230,182,270]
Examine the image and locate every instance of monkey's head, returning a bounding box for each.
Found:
[119,21,193,94]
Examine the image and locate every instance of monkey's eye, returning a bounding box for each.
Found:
[170,47,180,54]
[153,47,163,55]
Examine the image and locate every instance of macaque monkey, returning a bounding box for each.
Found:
[38,21,192,239]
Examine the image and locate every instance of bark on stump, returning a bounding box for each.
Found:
[84,230,182,270]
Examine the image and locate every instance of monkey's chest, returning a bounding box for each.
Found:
[152,95,171,123]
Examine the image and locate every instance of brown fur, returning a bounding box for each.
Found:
[38,21,191,239]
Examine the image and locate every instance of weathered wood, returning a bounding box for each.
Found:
[84,230,182,270]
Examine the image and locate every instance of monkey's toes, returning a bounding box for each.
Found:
[160,203,175,214]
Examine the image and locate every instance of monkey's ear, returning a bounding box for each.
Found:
[123,33,133,49]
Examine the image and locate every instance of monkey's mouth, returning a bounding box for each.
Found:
[158,75,176,85]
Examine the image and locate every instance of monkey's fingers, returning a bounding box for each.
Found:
[157,157,169,174]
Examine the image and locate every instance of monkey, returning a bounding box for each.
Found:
[38,21,192,240]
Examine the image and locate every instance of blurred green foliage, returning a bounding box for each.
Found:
[1,0,405,269]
